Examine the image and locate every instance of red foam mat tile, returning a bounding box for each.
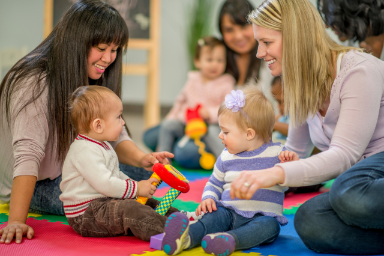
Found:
[283,192,322,208]
[0,219,154,256]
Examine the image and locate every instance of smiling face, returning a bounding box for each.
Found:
[253,24,283,77]
[218,113,251,155]
[194,45,226,82]
[221,14,256,55]
[102,93,125,141]
[87,43,119,80]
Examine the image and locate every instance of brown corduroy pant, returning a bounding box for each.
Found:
[67,197,179,241]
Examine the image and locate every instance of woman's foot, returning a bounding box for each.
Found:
[162,212,191,255]
[201,232,235,256]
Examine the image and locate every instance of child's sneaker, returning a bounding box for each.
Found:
[162,212,191,255]
[201,232,236,256]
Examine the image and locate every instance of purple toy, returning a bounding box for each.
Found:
[150,233,164,250]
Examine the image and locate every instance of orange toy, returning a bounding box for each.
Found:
[184,104,215,170]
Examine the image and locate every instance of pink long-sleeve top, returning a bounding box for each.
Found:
[166,71,235,124]
[0,76,132,202]
[277,51,384,187]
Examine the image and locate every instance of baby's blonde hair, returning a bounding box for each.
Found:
[69,85,116,133]
[218,86,275,143]
[248,0,361,126]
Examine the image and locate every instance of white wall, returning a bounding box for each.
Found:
[0,0,341,105]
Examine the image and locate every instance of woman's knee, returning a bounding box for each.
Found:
[294,201,318,243]
[160,119,183,131]
[329,168,383,227]
[143,125,160,151]
[294,194,333,251]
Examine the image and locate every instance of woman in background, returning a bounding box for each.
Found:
[318,0,384,60]
[143,0,274,169]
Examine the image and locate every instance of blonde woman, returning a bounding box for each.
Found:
[230,0,384,254]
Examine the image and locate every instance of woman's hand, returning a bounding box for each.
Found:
[140,152,174,171]
[0,221,34,244]
[279,150,299,163]
[195,198,217,216]
[230,166,285,200]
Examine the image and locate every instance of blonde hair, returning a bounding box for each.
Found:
[248,0,361,125]
[69,85,116,133]
[218,86,275,143]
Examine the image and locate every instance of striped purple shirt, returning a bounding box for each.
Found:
[202,142,288,225]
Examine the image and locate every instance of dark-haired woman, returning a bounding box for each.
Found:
[142,0,274,169]
[218,0,269,89]
[318,0,384,60]
[0,0,169,244]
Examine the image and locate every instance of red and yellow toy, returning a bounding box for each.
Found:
[184,104,216,170]
[136,163,190,216]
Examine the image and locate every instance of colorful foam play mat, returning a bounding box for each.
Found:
[0,164,376,256]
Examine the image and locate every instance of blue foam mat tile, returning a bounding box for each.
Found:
[244,215,382,256]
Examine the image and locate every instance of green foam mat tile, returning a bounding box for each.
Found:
[31,214,69,225]
[283,205,301,215]
[323,179,335,189]
[153,197,199,212]
[0,213,8,223]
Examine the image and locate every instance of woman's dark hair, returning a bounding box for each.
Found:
[318,0,384,42]
[0,0,129,162]
[218,0,261,84]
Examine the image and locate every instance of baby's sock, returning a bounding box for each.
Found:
[201,232,236,256]
[162,212,191,255]
[180,210,204,223]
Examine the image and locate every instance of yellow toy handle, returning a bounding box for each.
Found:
[194,138,215,170]
[136,172,162,205]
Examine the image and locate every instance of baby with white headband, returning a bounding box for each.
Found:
[161,86,299,255]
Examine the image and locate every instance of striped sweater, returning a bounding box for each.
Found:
[59,135,137,217]
[202,142,288,225]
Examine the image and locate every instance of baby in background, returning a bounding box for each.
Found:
[60,86,178,241]
[157,36,235,159]
[161,87,298,255]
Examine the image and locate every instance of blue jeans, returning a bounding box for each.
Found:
[29,164,152,216]
[143,122,223,169]
[294,150,384,254]
[188,206,280,250]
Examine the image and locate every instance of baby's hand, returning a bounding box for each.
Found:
[195,198,217,216]
[279,150,299,163]
[198,107,210,120]
[140,152,174,171]
[137,177,159,198]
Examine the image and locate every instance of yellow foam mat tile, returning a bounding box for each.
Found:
[0,204,42,218]
[132,248,271,256]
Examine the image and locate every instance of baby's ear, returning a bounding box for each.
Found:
[246,128,256,140]
[91,118,104,134]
